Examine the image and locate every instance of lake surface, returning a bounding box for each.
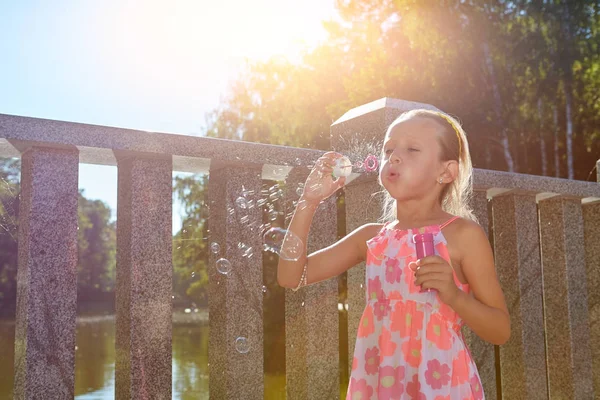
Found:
[0,316,210,399]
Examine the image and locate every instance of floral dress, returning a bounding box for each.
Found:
[346,217,484,400]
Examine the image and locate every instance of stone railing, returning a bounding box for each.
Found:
[1,97,599,400]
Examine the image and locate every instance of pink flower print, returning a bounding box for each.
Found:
[378,365,405,400]
[347,378,373,400]
[378,326,397,358]
[390,301,424,338]
[364,347,380,375]
[451,350,469,387]
[406,374,426,400]
[434,397,451,400]
[358,304,375,338]
[368,236,388,265]
[396,240,414,258]
[373,299,391,321]
[388,290,402,301]
[426,312,453,350]
[400,337,422,368]
[424,359,451,390]
[352,356,358,371]
[470,375,484,400]
[438,300,458,322]
[368,276,384,302]
[393,229,407,241]
[385,257,402,284]
[435,241,450,261]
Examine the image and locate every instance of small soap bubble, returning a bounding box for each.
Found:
[235,197,247,209]
[268,210,278,221]
[262,227,303,261]
[235,337,250,354]
[210,242,220,254]
[296,187,304,196]
[332,156,352,178]
[216,258,232,275]
[262,285,268,293]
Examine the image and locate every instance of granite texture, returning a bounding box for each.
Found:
[474,168,600,200]
[13,146,79,399]
[342,179,383,380]
[583,199,600,397]
[538,196,595,400]
[463,190,498,400]
[207,163,264,400]
[114,152,173,400]
[284,167,340,400]
[0,114,324,173]
[492,192,547,400]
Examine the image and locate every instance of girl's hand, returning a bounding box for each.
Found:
[301,152,346,205]
[409,256,460,306]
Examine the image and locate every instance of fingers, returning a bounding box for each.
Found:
[315,152,344,169]
[414,255,445,266]
[414,272,447,287]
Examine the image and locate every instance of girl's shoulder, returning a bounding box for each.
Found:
[359,222,386,241]
[443,217,489,257]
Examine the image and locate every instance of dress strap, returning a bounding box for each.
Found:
[440,216,460,230]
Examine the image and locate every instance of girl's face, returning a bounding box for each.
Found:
[379,116,446,200]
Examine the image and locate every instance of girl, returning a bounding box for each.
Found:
[277,109,510,399]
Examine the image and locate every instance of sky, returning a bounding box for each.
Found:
[0,0,336,233]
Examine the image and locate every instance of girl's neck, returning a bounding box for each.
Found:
[394,200,450,230]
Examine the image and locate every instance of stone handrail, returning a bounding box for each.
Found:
[2,98,599,400]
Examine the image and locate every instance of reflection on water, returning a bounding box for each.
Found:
[0,316,209,399]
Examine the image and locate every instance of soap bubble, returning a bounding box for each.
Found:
[235,337,250,354]
[216,258,232,275]
[210,242,220,254]
[235,197,247,209]
[262,227,303,261]
[332,156,352,178]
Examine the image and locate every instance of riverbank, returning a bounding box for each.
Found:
[0,308,209,326]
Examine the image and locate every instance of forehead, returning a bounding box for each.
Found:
[384,116,443,143]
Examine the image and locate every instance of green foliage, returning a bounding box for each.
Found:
[172,174,210,307]
[204,0,600,179]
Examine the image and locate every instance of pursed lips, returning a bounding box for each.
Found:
[385,167,401,181]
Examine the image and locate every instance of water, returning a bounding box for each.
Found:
[0,315,210,399]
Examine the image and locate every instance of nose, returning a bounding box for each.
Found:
[389,150,402,164]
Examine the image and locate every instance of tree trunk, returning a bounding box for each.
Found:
[538,98,548,176]
[564,78,575,179]
[482,41,515,172]
[553,104,560,178]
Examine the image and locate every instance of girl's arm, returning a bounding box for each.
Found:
[277,151,381,289]
[449,220,511,345]
[276,200,379,288]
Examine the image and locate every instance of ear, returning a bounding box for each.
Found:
[440,160,459,183]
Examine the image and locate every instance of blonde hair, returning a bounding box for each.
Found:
[379,109,477,223]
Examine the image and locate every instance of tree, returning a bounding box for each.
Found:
[0,158,118,313]
[77,192,116,300]
[202,0,600,180]
[172,174,210,307]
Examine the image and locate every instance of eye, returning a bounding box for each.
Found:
[408,148,420,152]
[384,148,394,155]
